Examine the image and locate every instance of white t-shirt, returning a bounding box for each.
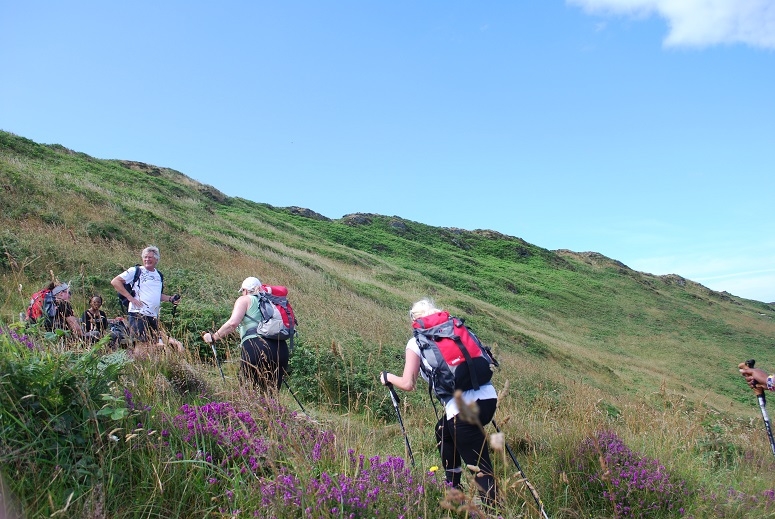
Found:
[406,337,498,420]
[119,266,163,317]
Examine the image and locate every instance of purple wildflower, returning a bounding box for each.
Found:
[575,430,691,517]
[1,326,36,349]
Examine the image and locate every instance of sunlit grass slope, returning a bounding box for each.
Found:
[2,130,772,411]
[3,129,775,518]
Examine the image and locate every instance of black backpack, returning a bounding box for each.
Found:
[118,265,164,313]
[412,311,497,404]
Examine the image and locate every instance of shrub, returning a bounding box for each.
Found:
[168,397,447,518]
[0,326,132,514]
[571,430,692,517]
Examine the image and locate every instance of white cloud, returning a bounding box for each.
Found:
[567,0,775,49]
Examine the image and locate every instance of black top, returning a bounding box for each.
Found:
[48,300,75,331]
[82,308,109,334]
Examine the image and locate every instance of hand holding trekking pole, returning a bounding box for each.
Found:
[203,330,226,381]
[739,360,770,391]
[169,293,180,330]
[382,371,415,466]
[739,359,775,457]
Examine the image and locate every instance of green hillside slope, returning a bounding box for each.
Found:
[6,129,775,518]
[2,129,774,414]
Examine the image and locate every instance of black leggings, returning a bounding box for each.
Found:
[240,337,289,392]
[436,398,498,504]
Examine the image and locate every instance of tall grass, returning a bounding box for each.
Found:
[3,323,775,518]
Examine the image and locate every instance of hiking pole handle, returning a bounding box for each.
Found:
[741,359,775,457]
[741,359,766,397]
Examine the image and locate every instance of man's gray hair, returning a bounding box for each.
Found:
[142,246,160,260]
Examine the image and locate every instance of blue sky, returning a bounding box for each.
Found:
[2,1,773,302]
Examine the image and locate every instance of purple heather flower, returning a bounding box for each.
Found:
[575,430,690,517]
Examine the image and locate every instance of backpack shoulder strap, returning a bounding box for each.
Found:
[412,328,434,353]
[130,264,142,287]
[132,266,163,290]
[241,294,272,330]
[43,291,56,320]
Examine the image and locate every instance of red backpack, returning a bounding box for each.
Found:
[412,311,496,403]
[261,285,296,334]
[26,287,53,323]
[243,285,298,349]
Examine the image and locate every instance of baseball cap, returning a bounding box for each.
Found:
[51,283,70,296]
[239,276,262,293]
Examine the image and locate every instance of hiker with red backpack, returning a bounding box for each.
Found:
[24,282,55,324]
[25,281,81,339]
[48,283,83,339]
[379,297,498,507]
[203,276,296,392]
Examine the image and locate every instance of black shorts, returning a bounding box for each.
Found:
[128,313,159,343]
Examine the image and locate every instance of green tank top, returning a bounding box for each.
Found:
[238,296,263,342]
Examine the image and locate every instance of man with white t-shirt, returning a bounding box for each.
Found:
[111,245,181,354]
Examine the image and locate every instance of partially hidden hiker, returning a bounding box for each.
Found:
[81,294,109,344]
[110,245,182,356]
[379,297,498,507]
[24,282,55,324]
[202,276,294,392]
[48,283,83,339]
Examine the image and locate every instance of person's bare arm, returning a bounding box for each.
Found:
[381,349,421,392]
[66,315,83,337]
[203,296,251,343]
[111,275,141,308]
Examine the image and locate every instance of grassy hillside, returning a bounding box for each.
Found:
[2,129,772,411]
[3,129,775,518]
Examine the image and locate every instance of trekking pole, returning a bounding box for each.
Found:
[170,293,180,327]
[283,378,309,416]
[492,419,549,519]
[384,374,415,466]
[741,359,775,457]
[209,340,226,381]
